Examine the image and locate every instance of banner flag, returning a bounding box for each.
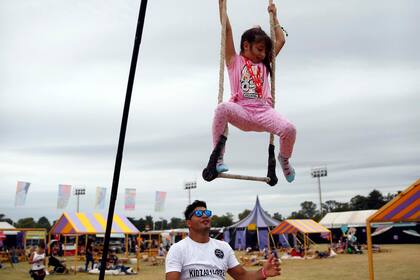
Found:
[95,187,107,209]
[15,181,30,207]
[57,184,72,209]
[125,188,136,210]
[155,191,167,212]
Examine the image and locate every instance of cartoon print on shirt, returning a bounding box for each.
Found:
[240,64,264,99]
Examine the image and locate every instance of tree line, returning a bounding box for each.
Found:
[0,189,399,232]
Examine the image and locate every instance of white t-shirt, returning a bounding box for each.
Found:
[31,251,45,270]
[165,237,240,279]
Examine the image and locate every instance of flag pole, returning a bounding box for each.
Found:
[98,1,148,279]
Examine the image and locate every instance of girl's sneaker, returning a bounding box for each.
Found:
[278,155,295,183]
[216,157,229,173]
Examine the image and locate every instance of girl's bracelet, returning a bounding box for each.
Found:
[273,24,288,37]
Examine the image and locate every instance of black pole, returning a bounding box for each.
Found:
[98,1,148,279]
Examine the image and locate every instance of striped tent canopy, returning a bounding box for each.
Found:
[368,179,420,223]
[50,212,139,235]
[271,219,330,234]
[228,196,280,228]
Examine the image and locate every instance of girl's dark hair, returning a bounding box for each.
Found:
[240,27,273,76]
[184,200,207,220]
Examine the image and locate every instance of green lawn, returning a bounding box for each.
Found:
[1,244,419,279]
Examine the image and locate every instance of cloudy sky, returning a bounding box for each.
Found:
[1,0,419,224]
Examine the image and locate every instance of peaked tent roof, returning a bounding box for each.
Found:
[368,179,420,223]
[50,212,139,235]
[319,210,377,228]
[271,219,330,234]
[229,196,280,228]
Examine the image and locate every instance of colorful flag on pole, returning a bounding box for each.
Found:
[57,184,72,209]
[125,188,136,210]
[155,191,167,212]
[15,181,30,207]
[95,187,107,209]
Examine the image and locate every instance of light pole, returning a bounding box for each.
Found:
[311,167,327,215]
[184,181,197,205]
[74,187,86,212]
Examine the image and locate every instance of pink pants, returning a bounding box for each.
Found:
[212,101,296,158]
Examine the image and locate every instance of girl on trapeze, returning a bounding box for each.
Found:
[203,0,296,185]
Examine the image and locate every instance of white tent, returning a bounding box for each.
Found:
[0,221,17,235]
[319,210,377,228]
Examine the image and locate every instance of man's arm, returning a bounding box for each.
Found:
[219,0,236,66]
[166,271,181,280]
[227,255,281,280]
[268,3,285,56]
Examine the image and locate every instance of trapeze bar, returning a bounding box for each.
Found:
[217,173,271,183]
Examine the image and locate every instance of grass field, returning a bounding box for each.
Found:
[1,244,419,280]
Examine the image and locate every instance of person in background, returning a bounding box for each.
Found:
[29,241,46,280]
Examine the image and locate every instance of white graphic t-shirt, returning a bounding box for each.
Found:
[165,237,240,279]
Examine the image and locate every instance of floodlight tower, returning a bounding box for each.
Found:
[184,181,197,205]
[311,167,328,215]
[74,187,86,212]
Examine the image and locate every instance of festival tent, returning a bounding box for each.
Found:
[223,196,283,250]
[320,210,377,228]
[0,222,17,235]
[271,219,331,257]
[366,179,420,280]
[49,212,140,273]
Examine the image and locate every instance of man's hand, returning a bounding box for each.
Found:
[262,254,281,277]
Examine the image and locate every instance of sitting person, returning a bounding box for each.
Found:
[270,249,278,259]
[262,247,269,259]
[158,244,166,257]
[107,251,133,274]
[48,255,68,274]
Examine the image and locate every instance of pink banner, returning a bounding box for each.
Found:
[57,184,72,209]
[155,191,167,212]
[125,188,136,210]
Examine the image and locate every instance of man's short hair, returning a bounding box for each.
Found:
[184,200,207,220]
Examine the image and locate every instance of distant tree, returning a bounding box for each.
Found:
[350,195,368,210]
[288,201,320,220]
[15,217,36,228]
[154,219,168,230]
[36,217,51,231]
[367,190,385,209]
[323,200,351,213]
[0,214,14,226]
[137,218,147,231]
[300,201,319,218]
[168,217,185,229]
[288,211,305,219]
[238,209,251,220]
[211,213,234,227]
[272,212,284,221]
[145,215,155,230]
[384,192,398,203]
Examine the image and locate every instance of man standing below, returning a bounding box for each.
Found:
[166,200,281,279]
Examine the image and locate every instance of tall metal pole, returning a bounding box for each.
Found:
[311,167,327,216]
[317,176,322,215]
[184,181,196,205]
[99,1,148,279]
[77,196,80,213]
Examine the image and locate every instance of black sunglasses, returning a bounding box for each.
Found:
[189,209,212,219]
